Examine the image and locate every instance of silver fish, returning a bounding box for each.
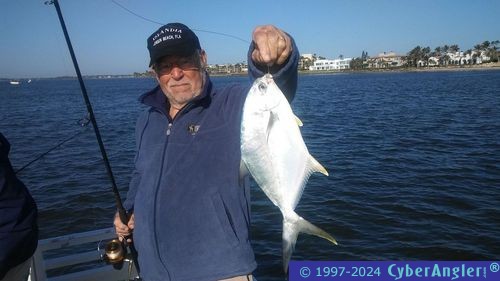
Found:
[241,74,337,272]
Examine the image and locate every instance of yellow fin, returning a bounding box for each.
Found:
[309,155,329,176]
[294,114,303,127]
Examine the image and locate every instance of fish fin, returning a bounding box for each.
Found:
[294,114,303,127]
[282,211,337,273]
[308,155,329,176]
[239,160,249,178]
[266,111,279,142]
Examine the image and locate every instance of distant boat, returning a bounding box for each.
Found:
[9,80,20,85]
[28,79,32,83]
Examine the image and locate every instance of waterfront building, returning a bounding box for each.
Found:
[367,51,405,68]
[309,57,352,70]
[299,54,315,70]
[206,62,248,74]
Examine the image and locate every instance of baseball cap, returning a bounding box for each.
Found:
[147,23,201,66]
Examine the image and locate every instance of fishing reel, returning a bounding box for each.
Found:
[103,238,126,264]
[101,238,141,280]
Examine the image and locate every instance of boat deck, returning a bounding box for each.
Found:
[30,228,139,281]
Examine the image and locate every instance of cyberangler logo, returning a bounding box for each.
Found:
[388,263,487,280]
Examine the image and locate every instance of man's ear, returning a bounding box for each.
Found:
[150,68,160,83]
[200,49,208,68]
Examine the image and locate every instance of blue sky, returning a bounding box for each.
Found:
[1,0,499,78]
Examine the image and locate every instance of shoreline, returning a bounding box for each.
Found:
[298,62,500,75]
[3,63,499,81]
[207,63,500,77]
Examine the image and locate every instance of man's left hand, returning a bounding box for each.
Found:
[251,25,292,67]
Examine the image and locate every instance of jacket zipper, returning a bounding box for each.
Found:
[152,113,172,279]
[152,102,195,276]
[166,122,173,135]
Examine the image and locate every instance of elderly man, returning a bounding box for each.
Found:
[115,22,299,281]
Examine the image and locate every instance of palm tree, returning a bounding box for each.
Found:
[443,45,450,53]
[300,55,314,70]
[489,40,499,62]
[361,51,369,61]
[473,44,483,64]
[433,46,442,65]
[407,46,422,67]
[447,45,460,64]
[481,41,491,50]
[350,57,364,70]
[449,44,460,53]
[422,46,431,66]
[465,49,472,64]
[442,54,451,66]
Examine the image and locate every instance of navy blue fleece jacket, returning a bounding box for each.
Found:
[0,133,38,279]
[124,38,299,281]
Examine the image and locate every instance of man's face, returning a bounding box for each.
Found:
[154,50,207,108]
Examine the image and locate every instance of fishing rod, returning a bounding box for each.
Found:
[46,0,139,275]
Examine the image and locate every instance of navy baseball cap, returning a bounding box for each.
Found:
[147,23,201,66]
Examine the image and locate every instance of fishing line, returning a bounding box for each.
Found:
[46,0,125,217]
[14,116,91,175]
[110,0,250,44]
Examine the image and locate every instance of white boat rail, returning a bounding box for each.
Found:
[30,227,139,281]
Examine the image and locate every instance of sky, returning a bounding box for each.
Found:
[1,0,499,78]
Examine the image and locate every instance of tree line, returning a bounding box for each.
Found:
[350,40,499,69]
[406,40,499,67]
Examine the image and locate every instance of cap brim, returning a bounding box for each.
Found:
[149,45,199,67]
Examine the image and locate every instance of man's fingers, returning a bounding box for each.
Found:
[252,25,279,64]
[252,25,292,66]
[114,211,133,238]
[118,235,132,243]
[276,35,291,65]
[127,213,135,230]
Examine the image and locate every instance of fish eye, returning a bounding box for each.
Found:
[258,82,267,92]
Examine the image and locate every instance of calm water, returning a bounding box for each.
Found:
[1,70,499,280]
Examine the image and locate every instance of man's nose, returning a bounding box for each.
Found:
[170,66,184,79]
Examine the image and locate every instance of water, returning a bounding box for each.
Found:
[1,70,499,280]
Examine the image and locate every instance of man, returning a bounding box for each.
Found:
[114,22,299,281]
[0,133,38,281]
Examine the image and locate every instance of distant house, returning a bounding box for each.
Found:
[299,54,315,70]
[367,51,405,68]
[206,62,248,74]
[479,50,491,63]
[447,51,464,65]
[469,50,490,64]
[309,57,352,70]
[417,59,427,67]
[428,56,439,66]
[301,54,315,60]
[417,50,491,67]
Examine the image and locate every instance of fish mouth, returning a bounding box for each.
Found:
[263,73,273,80]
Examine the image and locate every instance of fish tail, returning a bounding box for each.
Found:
[282,211,337,273]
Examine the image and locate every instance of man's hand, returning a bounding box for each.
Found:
[114,211,134,243]
[251,25,292,67]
